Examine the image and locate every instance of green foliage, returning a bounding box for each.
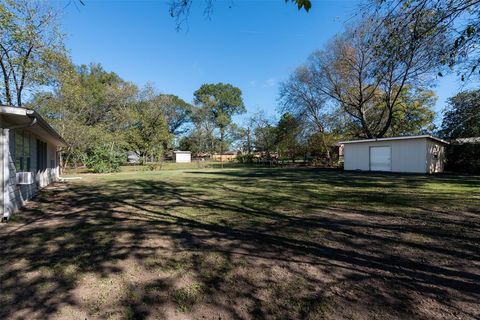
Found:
[294,15,442,139]
[445,144,480,174]
[288,0,312,11]
[158,94,193,135]
[193,83,246,154]
[441,90,480,139]
[441,90,480,173]
[122,87,172,162]
[387,86,437,136]
[0,0,64,106]
[276,113,302,159]
[373,0,480,81]
[307,132,338,161]
[85,145,124,173]
[31,61,136,168]
[253,122,277,155]
[194,83,246,129]
[236,153,255,164]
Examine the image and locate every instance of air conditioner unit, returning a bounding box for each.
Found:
[16,172,34,185]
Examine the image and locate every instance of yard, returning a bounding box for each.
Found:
[1,168,479,319]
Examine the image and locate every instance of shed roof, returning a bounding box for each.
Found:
[174,150,191,154]
[338,135,449,145]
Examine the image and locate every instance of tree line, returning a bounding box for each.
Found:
[1,0,478,172]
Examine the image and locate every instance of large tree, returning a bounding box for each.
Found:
[388,86,436,136]
[250,111,278,158]
[31,61,138,169]
[279,65,329,134]
[305,17,442,138]
[279,64,337,161]
[0,0,64,106]
[123,89,171,163]
[371,0,480,80]
[275,113,302,161]
[157,94,192,135]
[441,90,480,139]
[194,83,245,162]
[440,89,480,173]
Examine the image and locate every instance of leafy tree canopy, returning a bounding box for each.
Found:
[371,0,480,80]
[0,0,64,106]
[194,82,245,155]
[441,90,480,139]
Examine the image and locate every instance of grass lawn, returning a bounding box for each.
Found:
[1,168,479,319]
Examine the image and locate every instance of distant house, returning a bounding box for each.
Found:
[1,106,67,221]
[212,151,238,162]
[339,135,448,174]
[173,151,191,163]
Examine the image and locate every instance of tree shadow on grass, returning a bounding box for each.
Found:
[1,169,479,319]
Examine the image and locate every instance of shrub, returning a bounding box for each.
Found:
[236,153,254,164]
[445,144,480,174]
[85,145,125,173]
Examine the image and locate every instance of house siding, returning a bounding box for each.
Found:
[344,138,435,173]
[2,128,60,218]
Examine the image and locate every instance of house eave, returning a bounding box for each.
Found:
[0,106,68,147]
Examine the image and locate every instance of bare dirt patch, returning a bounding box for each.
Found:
[1,169,479,319]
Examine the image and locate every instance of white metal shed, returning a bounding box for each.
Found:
[173,151,191,163]
[339,135,449,174]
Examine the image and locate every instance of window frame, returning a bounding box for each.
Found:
[14,131,31,172]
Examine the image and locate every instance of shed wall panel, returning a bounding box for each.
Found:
[174,153,191,163]
[344,138,429,173]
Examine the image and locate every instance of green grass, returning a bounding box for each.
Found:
[2,168,480,319]
[63,160,248,174]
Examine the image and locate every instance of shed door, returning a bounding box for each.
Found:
[370,146,391,171]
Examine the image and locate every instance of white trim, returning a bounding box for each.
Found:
[0,106,67,147]
[338,135,449,145]
[0,106,30,116]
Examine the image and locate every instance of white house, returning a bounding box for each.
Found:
[173,151,191,163]
[1,106,67,221]
[339,135,448,174]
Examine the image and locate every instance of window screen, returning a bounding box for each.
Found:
[37,140,48,171]
[15,131,23,171]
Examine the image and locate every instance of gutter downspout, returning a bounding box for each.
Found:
[1,113,37,222]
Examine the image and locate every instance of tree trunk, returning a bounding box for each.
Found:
[59,152,63,175]
[0,58,12,105]
[220,126,224,169]
[247,128,251,154]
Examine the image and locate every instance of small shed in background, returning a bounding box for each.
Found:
[339,135,448,174]
[127,151,140,164]
[173,151,191,163]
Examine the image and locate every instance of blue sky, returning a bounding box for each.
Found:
[57,0,463,126]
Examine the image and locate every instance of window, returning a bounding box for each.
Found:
[14,131,31,172]
[37,140,48,171]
